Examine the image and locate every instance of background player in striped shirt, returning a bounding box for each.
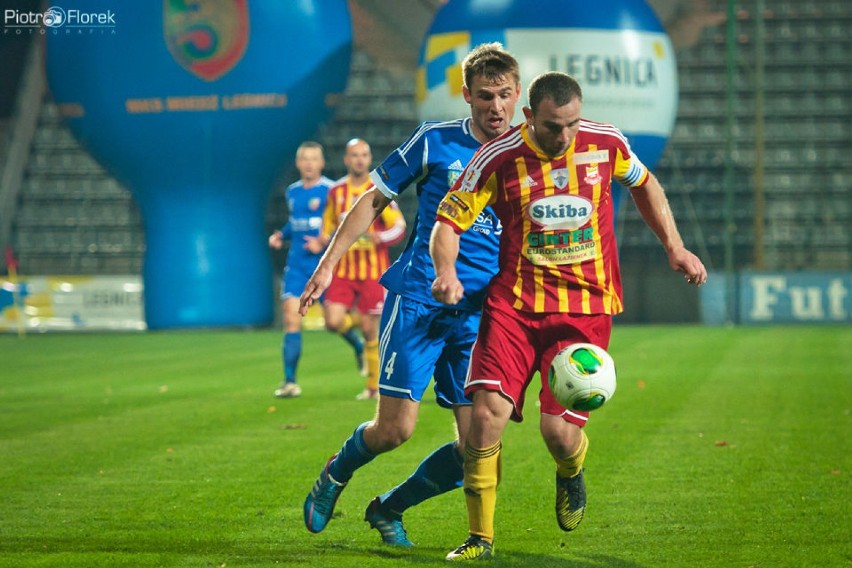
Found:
[268,141,364,399]
[318,138,407,400]
[431,71,707,561]
[299,44,521,547]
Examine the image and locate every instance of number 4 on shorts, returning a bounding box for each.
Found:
[383,352,397,377]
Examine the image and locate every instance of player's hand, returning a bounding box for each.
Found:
[268,231,283,250]
[302,235,325,254]
[668,246,708,286]
[431,274,464,305]
[299,267,332,315]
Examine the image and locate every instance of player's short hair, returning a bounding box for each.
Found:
[461,42,520,91]
[528,72,583,114]
[296,140,324,158]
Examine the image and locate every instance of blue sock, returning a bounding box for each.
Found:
[328,422,375,483]
[340,327,363,354]
[378,441,463,515]
[283,332,301,383]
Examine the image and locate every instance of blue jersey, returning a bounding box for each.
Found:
[281,175,334,273]
[370,118,501,312]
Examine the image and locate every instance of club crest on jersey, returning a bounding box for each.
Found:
[528,194,593,230]
[551,168,569,189]
[308,197,321,211]
[584,165,603,186]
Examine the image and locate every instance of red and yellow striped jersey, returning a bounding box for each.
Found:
[436,119,649,315]
[322,177,406,281]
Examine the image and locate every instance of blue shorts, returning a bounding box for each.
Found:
[281,264,316,300]
[377,291,480,408]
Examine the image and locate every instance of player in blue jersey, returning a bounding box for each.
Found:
[269,141,364,398]
[298,43,521,546]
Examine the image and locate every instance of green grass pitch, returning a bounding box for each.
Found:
[0,325,849,567]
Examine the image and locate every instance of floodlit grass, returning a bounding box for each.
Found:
[0,325,849,567]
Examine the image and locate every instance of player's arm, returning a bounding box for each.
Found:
[372,202,407,247]
[429,220,464,305]
[299,187,392,314]
[629,173,708,286]
[269,221,290,250]
[429,160,499,304]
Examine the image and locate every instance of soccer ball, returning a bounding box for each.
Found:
[548,343,617,411]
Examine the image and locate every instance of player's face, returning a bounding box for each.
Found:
[344,140,372,177]
[464,74,521,143]
[296,148,325,182]
[524,96,582,158]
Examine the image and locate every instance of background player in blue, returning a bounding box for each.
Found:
[269,141,364,398]
[299,44,521,546]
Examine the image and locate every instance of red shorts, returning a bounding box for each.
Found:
[324,276,385,315]
[466,294,612,426]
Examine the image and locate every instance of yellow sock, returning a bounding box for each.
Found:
[339,313,354,334]
[364,339,379,390]
[463,441,502,544]
[555,430,588,479]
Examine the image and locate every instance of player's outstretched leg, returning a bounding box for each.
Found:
[363,497,413,547]
[303,455,347,533]
[303,422,377,533]
[445,535,493,561]
[365,440,463,545]
[555,468,586,531]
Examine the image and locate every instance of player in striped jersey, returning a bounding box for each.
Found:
[299,44,520,551]
[432,71,707,560]
[318,138,406,400]
[268,141,364,399]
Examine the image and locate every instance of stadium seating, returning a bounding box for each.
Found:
[10,100,144,275]
[639,0,851,271]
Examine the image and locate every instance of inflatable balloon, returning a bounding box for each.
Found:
[46,1,352,329]
[418,0,677,217]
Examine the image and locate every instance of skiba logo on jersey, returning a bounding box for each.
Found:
[529,195,593,230]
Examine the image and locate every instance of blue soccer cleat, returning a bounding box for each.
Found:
[303,455,347,533]
[364,497,413,547]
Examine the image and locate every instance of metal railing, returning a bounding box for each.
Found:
[0,37,46,270]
